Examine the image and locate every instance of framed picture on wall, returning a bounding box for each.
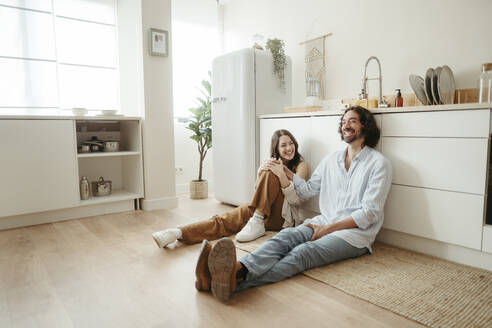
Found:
[150,28,168,57]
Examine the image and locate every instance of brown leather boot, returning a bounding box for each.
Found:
[195,240,212,291]
[230,261,243,292]
[208,237,240,302]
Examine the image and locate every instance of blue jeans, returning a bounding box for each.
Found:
[236,225,369,291]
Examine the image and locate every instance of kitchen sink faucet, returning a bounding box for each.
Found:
[360,56,389,108]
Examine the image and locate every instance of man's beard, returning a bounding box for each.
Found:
[342,129,362,144]
[343,129,359,144]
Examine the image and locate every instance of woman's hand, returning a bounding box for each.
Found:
[258,158,278,174]
[261,159,290,188]
[267,161,285,178]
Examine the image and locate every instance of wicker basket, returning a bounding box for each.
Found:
[189,180,208,199]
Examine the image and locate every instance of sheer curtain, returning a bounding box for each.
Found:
[0,0,119,115]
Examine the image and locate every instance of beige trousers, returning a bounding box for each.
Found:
[180,171,285,244]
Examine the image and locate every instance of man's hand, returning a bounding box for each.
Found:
[283,166,294,180]
[304,223,333,241]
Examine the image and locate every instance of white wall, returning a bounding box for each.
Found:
[141,0,178,210]
[174,120,214,193]
[222,0,492,106]
[117,0,145,117]
[172,0,218,192]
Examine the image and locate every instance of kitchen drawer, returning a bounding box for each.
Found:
[383,185,483,250]
[483,225,492,254]
[382,137,488,194]
[382,110,490,137]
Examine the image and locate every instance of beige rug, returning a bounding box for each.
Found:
[235,233,492,328]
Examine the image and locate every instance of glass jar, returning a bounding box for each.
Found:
[479,63,492,103]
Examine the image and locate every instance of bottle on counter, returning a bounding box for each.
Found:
[479,63,492,103]
[80,176,90,200]
[395,89,403,107]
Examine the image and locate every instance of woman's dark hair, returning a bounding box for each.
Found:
[270,129,303,172]
[338,106,380,148]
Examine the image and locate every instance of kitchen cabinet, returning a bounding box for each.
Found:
[0,116,143,229]
[75,119,143,206]
[483,225,492,254]
[0,120,79,217]
[384,185,483,250]
[381,110,489,138]
[259,104,492,270]
[382,137,488,194]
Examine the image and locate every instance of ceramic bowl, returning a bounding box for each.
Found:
[72,108,88,116]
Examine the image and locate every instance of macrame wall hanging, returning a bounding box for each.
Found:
[300,33,332,100]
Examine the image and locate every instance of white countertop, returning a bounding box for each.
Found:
[0,114,141,120]
[259,102,492,119]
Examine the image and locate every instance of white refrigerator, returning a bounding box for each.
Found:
[211,48,292,206]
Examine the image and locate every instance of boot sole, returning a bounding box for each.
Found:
[208,238,236,302]
[195,240,211,291]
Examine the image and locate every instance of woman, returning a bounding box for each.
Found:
[152,129,309,248]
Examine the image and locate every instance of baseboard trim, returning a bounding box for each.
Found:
[0,200,135,231]
[377,228,492,271]
[141,196,179,211]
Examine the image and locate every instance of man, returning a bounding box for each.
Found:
[195,106,393,302]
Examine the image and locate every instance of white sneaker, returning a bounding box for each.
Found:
[152,229,180,248]
[235,217,265,243]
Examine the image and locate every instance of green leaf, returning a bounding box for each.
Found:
[185,72,213,180]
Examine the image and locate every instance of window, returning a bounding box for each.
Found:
[0,0,119,115]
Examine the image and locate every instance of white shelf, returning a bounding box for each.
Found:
[79,189,142,206]
[77,151,140,158]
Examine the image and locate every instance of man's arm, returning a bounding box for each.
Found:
[290,158,325,199]
[305,217,357,241]
[350,158,393,229]
[281,162,309,206]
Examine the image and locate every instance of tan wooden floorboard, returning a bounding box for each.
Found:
[0,193,424,328]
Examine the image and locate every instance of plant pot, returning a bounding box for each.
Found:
[190,180,208,199]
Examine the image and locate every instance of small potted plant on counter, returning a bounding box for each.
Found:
[186,72,212,199]
[265,38,287,92]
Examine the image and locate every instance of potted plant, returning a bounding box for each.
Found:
[186,72,212,199]
[265,38,287,91]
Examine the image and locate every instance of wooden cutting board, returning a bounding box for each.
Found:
[284,106,323,113]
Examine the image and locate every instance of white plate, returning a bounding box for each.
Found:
[424,68,435,105]
[409,74,428,105]
[432,66,442,105]
[438,65,456,104]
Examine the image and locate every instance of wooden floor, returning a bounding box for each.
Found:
[0,194,424,328]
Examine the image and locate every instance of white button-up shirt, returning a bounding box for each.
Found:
[293,146,392,252]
